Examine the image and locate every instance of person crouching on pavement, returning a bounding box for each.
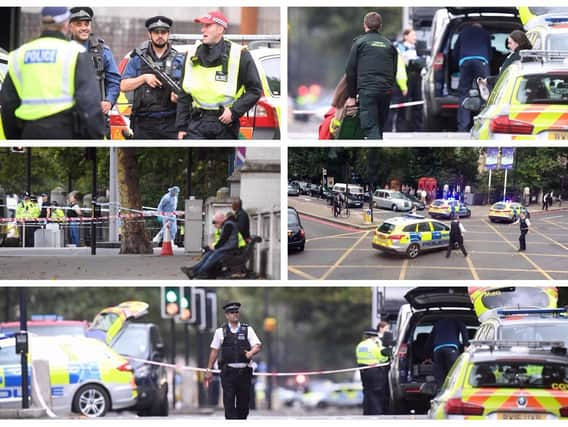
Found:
[181,211,240,279]
[446,214,467,258]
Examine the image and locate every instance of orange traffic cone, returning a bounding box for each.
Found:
[160,223,173,256]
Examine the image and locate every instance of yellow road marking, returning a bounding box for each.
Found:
[306,230,366,243]
[289,264,568,274]
[398,259,409,280]
[287,266,319,280]
[465,255,479,280]
[530,227,568,251]
[481,220,552,280]
[319,231,370,280]
[542,219,568,231]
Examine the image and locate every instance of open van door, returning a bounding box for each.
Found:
[87,301,149,345]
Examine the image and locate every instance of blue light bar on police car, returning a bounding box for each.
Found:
[497,307,568,317]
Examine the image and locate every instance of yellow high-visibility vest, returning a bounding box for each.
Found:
[8,37,83,120]
[213,227,246,248]
[16,200,40,219]
[182,40,245,110]
[396,54,408,94]
[356,337,388,365]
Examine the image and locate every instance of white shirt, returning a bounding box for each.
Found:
[210,322,261,368]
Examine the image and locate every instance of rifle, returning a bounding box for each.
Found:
[131,48,184,96]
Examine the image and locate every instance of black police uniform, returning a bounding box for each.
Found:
[176,39,262,139]
[518,217,529,251]
[219,323,253,419]
[127,16,179,139]
[0,32,105,139]
[446,218,467,257]
[345,31,397,139]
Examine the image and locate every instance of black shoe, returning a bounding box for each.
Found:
[180,266,195,279]
[464,253,468,257]
[445,254,450,258]
[517,248,524,252]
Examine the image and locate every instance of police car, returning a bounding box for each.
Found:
[526,14,568,52]
[428,340,568,419]
[0,335,137,417]
[87,301,149,345]
[488,201,528,222]
[466,50,568,140]
[428,199,471,219]
[371,214,450,259]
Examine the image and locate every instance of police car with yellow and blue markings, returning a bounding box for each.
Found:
[488,201,528,223]
[0,334,137,417]
[372,214,451,258]
[428,199,471,219]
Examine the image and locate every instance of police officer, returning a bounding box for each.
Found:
[355,323,390,415]
[512,211,531,252]
[68,7,121,119]
[345,12,397,140]
[16,192,40,247]
[231,198,250,242]
[426,317,469,388]
[446,214,468,258]
[176,11,262,139]
[0,7,105,139]
[206,302,261,419]
[396,28,424,132]
[121,16,180,139]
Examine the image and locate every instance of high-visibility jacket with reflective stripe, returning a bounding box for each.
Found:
[182,40,245,110]
[16,201,40,219]
[356,337,388,365]
[8,37,83,120]
[214,227,246,248]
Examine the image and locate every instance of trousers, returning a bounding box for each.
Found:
[220,367,253,419]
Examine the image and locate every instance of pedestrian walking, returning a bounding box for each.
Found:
[205,302,261,420]
[446,214,467,258]
[0,7,105,139]
[121,16,181,139]
[425,317,469,388]
[512,211,531,252]
[455,23,491,132]
[345,12,397,139]
[153,186,180,245]
[356,322,390,415]
[68,7,121,127]
[177,11,262,139]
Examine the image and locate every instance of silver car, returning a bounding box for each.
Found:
[373,189,412,211]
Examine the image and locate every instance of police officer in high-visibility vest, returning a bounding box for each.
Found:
[0,7,105,139]
[206,302,261,419]
[176,11,262,139]
[512,210,531,252]
[68,7,121,118]
[356,324,390,415]
[121,16,181,139]
[16,192,40,247]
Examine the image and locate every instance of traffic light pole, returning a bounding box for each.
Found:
[170,318,176,408]
[19,288,29,409]
[91,148,97,256]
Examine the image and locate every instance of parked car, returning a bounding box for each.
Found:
[428,199,471,219]
[389,287,479,414]
[301,381,362,409]
[111,322,169,416]
[428,340,568,419]
[373,189,412,211]
[288,207,305,251]
[288,184,300,197]
[0,335,137,417]
[403,194,426,210]
[0,319,88,337]
[422,7,523,131]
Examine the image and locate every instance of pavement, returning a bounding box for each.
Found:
[288,195,568,281]
[0,246,201,280]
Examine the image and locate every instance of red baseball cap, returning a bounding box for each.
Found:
[194,11,229,29]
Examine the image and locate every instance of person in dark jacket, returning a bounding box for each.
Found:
[176,11,262,139]
[500,30,532,74]
[455,23,491,132]
[0,7,105,139]
[512,211,531,251]
[426,317,470,388]
[232,198,250,242]
[345,12,397,140]
[446,214,468,258]
[182,211,239,278]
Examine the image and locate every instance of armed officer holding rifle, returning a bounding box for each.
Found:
[120,16,182,139]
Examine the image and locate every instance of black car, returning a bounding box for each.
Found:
[422,7,523,130]
[346,194,364,208]
[389,287,479,414]
[288,207,305,251]
[402,194,426,210]
[111,322,169,416]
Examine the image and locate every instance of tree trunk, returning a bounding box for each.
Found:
[118,148,153,254]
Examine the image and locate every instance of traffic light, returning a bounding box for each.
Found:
[178,287,194,322]
[161,286,181,319]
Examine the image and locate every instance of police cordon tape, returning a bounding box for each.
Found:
[127,357,390,377]
[293,100,425,116]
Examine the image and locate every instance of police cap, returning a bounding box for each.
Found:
[69,7,94,22]
[22,192,31,199]
[145,16,173,31]
[363,329,378,337]
[223,302,241,312]
[41,7,70,24]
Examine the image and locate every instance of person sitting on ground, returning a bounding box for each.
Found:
[181,211,241,279]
